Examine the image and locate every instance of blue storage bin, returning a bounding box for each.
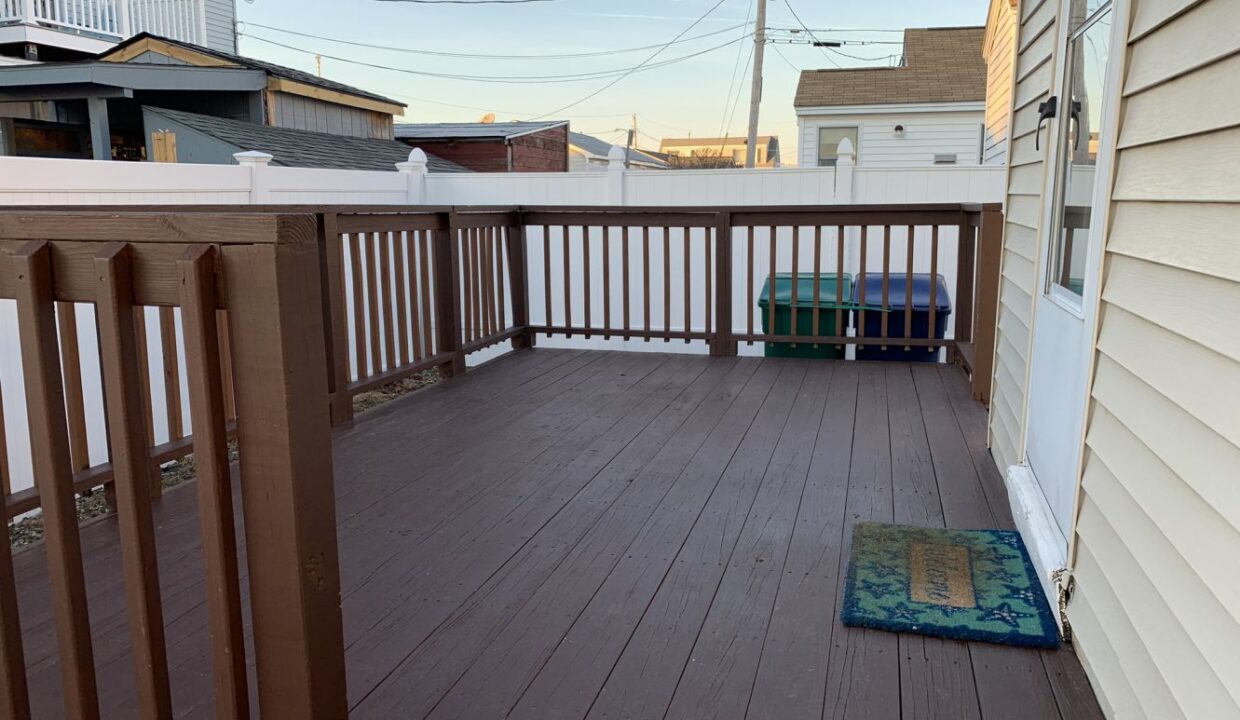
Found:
[851,273,951,362]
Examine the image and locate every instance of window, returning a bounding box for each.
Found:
[817,127,857,167]
[1048,0,1111,300]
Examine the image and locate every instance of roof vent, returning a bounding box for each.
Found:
[933,153,957,165]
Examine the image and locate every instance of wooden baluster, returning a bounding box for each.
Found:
[419,231,434,357]
[904,225,915,352]
[712,212,735,357]
[95,243,173,720]
[132,304,159,496]
[505,222,534,349]
[404,231,422,363]
[321,214,353,425]
[348,234,366,381]
[954,215,978,366]
[812,227,821,349]
[662,226,670,342]
[13,241,100,720]
[683,227,691,343]
[496,227,508,331]
[178,245,249,720]
[366,232,382,375]
[767,226,776,343]
[746,226,754,344]
[582,226,592,338]
[790,226,799,347]
[438,215,466,376]
[602,225,611,339]
[56,302,90,473]
[622,227,631,338]
[158,306,182,440]
[0,379,29,720]
[836,226,845,351]
[394,231,410,368]
[221,218,347,717]
[881,225,891,349]
[929,225,939,356]
[972,207,1004,401]
[217,311,236,422]
[463,228,474,343]
[543,225,552,335]
[642,227,651,340]
[704,225,712,345]
[859,226,869,347]
[562,226,573,338]
[479,228,492,339]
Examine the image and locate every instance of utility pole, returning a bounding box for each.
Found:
[745,0,767,168]
[315,54,322,77]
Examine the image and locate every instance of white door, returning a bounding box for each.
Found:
[1023,0,1119,539]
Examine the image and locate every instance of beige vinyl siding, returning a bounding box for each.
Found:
[983,0,1017,164]
[1068,0,1240,717]
[987,0,1058,470]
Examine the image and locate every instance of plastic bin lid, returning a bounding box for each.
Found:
[757,273,853,309]
[851,273,951,313]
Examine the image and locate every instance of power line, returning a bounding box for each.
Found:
[374,0,560,4]
[240,32,747,83]
[239,20,750,60]
[781,0,839,68]
[769,43,801,71]
[526,0,732,120]
[715,2,754,141]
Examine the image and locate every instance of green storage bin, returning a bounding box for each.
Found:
[757,273,853,358]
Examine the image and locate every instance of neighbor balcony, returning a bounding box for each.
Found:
[0,203,1101,718]
[0,0,204,54]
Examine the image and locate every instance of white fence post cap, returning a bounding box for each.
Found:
[397,148,429,173]
[836,137,855,163]
[234,150,274,166]
[607,145,626,169]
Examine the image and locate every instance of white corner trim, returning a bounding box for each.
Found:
[1005,464,1068,627]
[795,101,985,117]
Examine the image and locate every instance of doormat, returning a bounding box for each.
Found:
[841,522,1060,648]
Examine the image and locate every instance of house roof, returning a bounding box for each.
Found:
[568,131,669,168]
[144,107,469,172]
[394,121,568,140]
[659,135,778,149]
[794,26,986,108]
[101,33,405,109]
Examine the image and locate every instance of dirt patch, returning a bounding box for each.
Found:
[351,368,441,414]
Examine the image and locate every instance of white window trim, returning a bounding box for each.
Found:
[814,124,860,167]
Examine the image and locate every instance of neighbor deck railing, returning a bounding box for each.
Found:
[0,201,1000,717]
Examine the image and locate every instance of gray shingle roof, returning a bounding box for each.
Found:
[394,121,567,140]
[145,107,469,172]
[103,33,404,108]
[568,131,669,168]
[795,27,986,108]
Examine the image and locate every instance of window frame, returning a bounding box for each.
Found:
[815,125,859,167]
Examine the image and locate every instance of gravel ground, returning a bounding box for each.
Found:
[8,369,441,550]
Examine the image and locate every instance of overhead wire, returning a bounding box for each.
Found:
[238,20,751,60]
[714,0,754,141]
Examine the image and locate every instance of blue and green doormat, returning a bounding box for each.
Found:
[841,522,1060,648]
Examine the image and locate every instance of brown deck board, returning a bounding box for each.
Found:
[9,350,1102,719]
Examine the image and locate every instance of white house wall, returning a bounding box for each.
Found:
[798,110,985,168]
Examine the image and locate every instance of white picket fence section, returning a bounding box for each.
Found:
[0,144,1005,499]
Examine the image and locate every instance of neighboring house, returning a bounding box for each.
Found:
[988,0,1240,718]
[0,0,236,60]
[568,131,669,171]
[658,135,781,168]
[394,121,570,172]
[794,26,987,168]
[141,106,468,171]
[981,0,1018,164]
[0,33,407,160]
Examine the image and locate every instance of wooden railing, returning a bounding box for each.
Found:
[0,201,1000,717]
[0,211,344,719]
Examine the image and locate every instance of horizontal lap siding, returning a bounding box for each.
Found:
[204,0,236,53]
[989,0,1057,474]
[1070,0,1240,717]
[983,0,1017,164]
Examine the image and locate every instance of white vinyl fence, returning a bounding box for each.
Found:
[0,143,1004,498]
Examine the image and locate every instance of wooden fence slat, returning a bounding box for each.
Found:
[13,241,100,720]
[905,225,915,351]
[711,212,734,357]
[132,304,158,497]
[321,214,353,424]
[401,232,419,363]
[836,226,844,350]
[662,226,670,342]
[704,227,712,344]
[859,226,869,345]
[582,226,591,338]
[347,235,366,382]
[419,231,434,358]
[464,228,475,342]
[158,306,183,440]
[178,245,249,720]
[929,225,939,346]
[881,224,891,347]
[767,226,776,344]
[746,226,754,343]
[682,227,690,344]
[562,226,572,338]
[622,227,631,335]
[790,225,799,348]
[812,226,822,345]
[364,234,382,376]
[495,227,507,331]
[379,232,396,370]
[56,303,90,473]
[602,226,611,339]
[642,226,650,341]
[94,243,173,720]
[542,226,552,335]
[216,310,236,422]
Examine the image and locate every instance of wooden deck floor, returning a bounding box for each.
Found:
[15,349,1102,719]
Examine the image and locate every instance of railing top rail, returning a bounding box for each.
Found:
[0,211,316,245]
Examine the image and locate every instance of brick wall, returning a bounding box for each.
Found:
[402,139,510,172]
[509,126,568,172]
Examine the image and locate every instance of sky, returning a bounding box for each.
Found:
[234,0,987,164]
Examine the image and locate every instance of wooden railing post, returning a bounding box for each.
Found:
[951,213,977,365]
[318,212,354,425]
[971,205,1004,404]
[712,212,736,356]
[507,212,535,350]
[220,215,347,719]
[436,212,467,377]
